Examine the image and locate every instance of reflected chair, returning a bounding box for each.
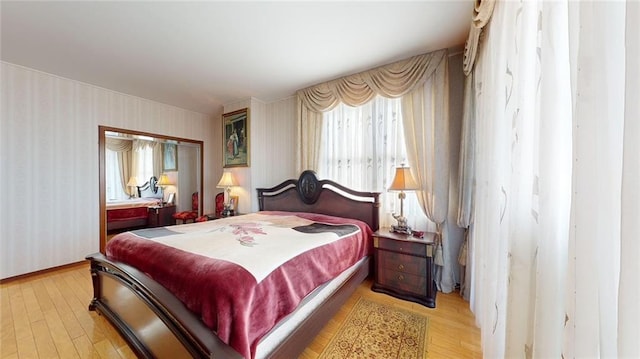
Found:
[173,192,199,224]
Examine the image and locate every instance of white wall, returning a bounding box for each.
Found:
[0,62,219,279]
[175,144,199,211]
[222,96,297,213]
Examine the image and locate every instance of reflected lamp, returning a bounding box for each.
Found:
[126,176,138,199]
[157,173,174,206]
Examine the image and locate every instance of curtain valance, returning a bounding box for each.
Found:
[297,49,447,112]
[462,0,495,75]
[296,49,448,172]
[105,138,132,152]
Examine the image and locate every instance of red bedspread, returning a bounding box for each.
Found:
[106,206,148,221]
[105,211,372,358]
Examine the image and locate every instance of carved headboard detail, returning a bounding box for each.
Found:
[257,170,380,231]
[137,176,164,199]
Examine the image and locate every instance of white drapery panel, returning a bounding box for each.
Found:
[296,50,447,172]
[131,140,162,185]
[469,2,572,356]
[105,137,132,198]
[564,1,639,357]
[401,58,450,227]
[456,74,476,299]
[464,1,639,358]
[295,101,324,173]
[401,58,454,291]
[106,150,127,200]
[618,3,640,356]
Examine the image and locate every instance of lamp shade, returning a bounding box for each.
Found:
[388,167,420,191]
[217,171,238,188]
[157,174,173,186]
[126,176,138,187]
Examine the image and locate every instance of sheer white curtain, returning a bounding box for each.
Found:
[467,2,572,356]
[131,140,157,183]
[465,1,639,357]
[318,96,430,230]
[565,1,639,357]
[105,137,132,200]
[105,149,128,201]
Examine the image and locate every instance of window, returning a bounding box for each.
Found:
[318,96,426,228]
[105,149,127,201]
[133,140,155,183]
[105,139,157,201]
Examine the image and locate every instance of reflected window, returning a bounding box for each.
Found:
[106,149,128,201]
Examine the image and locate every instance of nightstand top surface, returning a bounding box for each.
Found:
[373,228,436,244]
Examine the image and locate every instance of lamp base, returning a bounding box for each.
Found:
[221,204,235,217]
[390,224,412,235]
[391,212,411,235]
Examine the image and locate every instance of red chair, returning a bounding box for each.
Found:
[195,214,208,222]
[173,192,199,224]
[215,192,225,218]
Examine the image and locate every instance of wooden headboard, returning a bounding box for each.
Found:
[257,170,380,231]
[136,176,164,199]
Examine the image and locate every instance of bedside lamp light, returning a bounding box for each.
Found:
[157,173,174,206]
[217,171,238,216]
[126,176,138,199]
[388,165,420,234]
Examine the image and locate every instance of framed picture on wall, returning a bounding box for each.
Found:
[163,143,178,171]
[222,108,249,168]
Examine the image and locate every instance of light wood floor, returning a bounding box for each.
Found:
[1,262,481,359]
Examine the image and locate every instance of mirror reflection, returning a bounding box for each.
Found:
[99,127,203,251]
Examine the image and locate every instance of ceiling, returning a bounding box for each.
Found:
[1,1,472,115]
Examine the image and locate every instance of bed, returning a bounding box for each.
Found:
[86,170,380,359]
[106,176,164,232]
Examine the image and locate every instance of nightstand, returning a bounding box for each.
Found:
[371,228,437,308]
[147,205,176,227]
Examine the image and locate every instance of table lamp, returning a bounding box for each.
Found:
[157,173,174,206]
[217,170,238,216]
[126,176,138,199]
[388,165,419,234]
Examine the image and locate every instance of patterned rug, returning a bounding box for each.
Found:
[319,297,429,359]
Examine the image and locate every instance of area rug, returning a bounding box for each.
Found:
[318,297,429,359]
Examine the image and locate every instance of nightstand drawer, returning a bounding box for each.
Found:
[371,229,436,308]
[378,251,426,276]
[378,269,427,296]
[377,237,427,257]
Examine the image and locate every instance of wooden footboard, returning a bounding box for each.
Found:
[87,253,241,359]
[87,253,371,359]
[264,256,371,358]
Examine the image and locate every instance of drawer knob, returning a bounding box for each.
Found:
[398,264,405,270]
[399,247,403,251]
[398,275,404,281]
